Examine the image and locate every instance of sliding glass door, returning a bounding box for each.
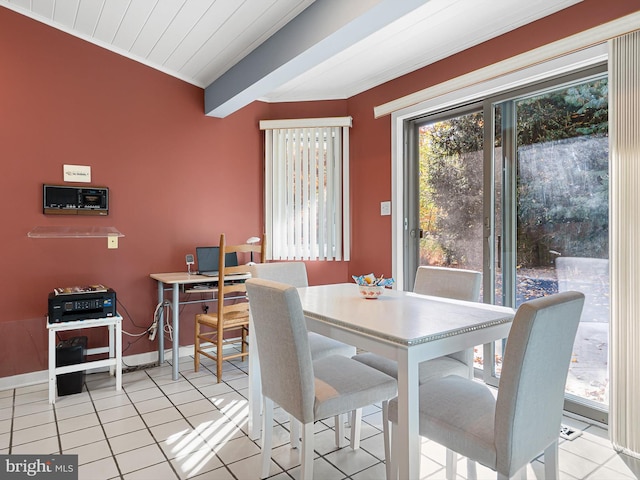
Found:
[406,65,609,422]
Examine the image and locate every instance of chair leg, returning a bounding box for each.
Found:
[335,414,346,447]
[301,422,314,480]
[350,408,362,450]
[467,457,477,480]
[390,419,399,480]
[260,397,274,479]
[381,401,391,480]
[216,329,223,383]
[290,415,300,449]
[194,320,200,372]
[446,449,457,480]
[544,440,559,480]
[241,326,248,356]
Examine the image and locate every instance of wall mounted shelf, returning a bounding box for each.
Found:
[27,226,124,239]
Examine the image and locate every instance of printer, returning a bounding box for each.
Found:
[48,285,117,323]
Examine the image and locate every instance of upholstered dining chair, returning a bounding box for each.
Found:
[248,261,358,448]
[249,262,356,359]
[388,291,585,480]
[194,233,265,382]
[246,278,397,480]
[353,266,482,384]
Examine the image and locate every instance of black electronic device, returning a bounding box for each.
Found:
[56,336,87,396]
[195,246,238,276]
[43,184,109,215]
[48,286,117,323]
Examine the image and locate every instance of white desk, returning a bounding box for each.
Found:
[150,272,250,380]
[248,283,514,480]
[47,315,122,404]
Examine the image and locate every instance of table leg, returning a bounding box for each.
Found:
[157,281,165,364]
[248,311,262,440]
[172,284,180,381]
[48,326,56,404]
[396,349,421,479]
[115,317,122,391]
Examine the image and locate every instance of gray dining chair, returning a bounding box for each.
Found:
[246,278,397,480]
[249,262,357,448]
[388,291,585,480]
[353,266,482,384]
[249,262,356,360]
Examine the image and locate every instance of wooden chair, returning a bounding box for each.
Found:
[194,233,265,382]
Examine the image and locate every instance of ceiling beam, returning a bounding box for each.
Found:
[204,0,430,117]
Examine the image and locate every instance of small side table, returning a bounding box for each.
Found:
[47,315,123,404]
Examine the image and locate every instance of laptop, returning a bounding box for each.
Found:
[195,246,239,277]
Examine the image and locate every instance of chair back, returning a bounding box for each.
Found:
[217,233,266,321]
[494,291,584,476]
[413,266,481,301]
[249,262,308,288]
[246,278,316,424]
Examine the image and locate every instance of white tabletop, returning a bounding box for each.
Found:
[297,283,514,346]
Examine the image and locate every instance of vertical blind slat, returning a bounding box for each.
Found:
[263,120,350,261]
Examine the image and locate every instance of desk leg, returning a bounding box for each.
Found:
[248,311,262,440]
[48,327,56,404]
[115,317,122,391]
[157,281,165,364]
[396,349,420,480]
[172,284,180,381]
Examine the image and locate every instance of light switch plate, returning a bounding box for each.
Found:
[108,236,118,249]
[380,201,391,216]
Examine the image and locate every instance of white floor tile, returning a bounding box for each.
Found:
[115,443,166,474]
[65,439,113,465]
[170,445,224,479]
[77,456,120,480]
[2,363,626,480]
[102,415,147,438]
[60,425,106,450]
[108,428,156,455]
[123,460,179,479]
[141,406,184,427]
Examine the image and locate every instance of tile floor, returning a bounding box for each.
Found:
[1,355,639,480]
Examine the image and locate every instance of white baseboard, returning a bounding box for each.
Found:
[0,344,198,392]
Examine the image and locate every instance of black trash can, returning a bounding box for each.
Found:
[56,336,88,396]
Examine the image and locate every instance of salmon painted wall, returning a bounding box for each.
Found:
[2,0,638,379]
[0,8,349,378]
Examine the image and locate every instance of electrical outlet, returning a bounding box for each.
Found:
[108,236,118,249]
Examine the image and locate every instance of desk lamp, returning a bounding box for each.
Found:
[246,236,260,264]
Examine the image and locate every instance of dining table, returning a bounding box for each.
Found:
[247,282,515,479]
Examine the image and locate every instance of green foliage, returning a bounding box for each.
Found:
[419,78,609,268]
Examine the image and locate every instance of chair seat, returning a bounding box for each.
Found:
[196,312,249,329]
[389,375,498,470]
[311,355,397,421]
[309,332,356,360]
[352,352,469,384]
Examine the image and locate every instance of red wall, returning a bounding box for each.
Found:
[1,1,637,378]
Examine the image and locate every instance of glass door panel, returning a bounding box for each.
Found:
[498,76,610,414]
[416,109,487,370]
[417,111,484,276]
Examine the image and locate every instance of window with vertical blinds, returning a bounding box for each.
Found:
[259,117,351,261]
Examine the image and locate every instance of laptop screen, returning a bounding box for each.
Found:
[195,246,238,274]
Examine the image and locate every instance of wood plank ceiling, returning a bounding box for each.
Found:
[1,0,582,117]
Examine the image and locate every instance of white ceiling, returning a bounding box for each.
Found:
[1,0,582,116]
